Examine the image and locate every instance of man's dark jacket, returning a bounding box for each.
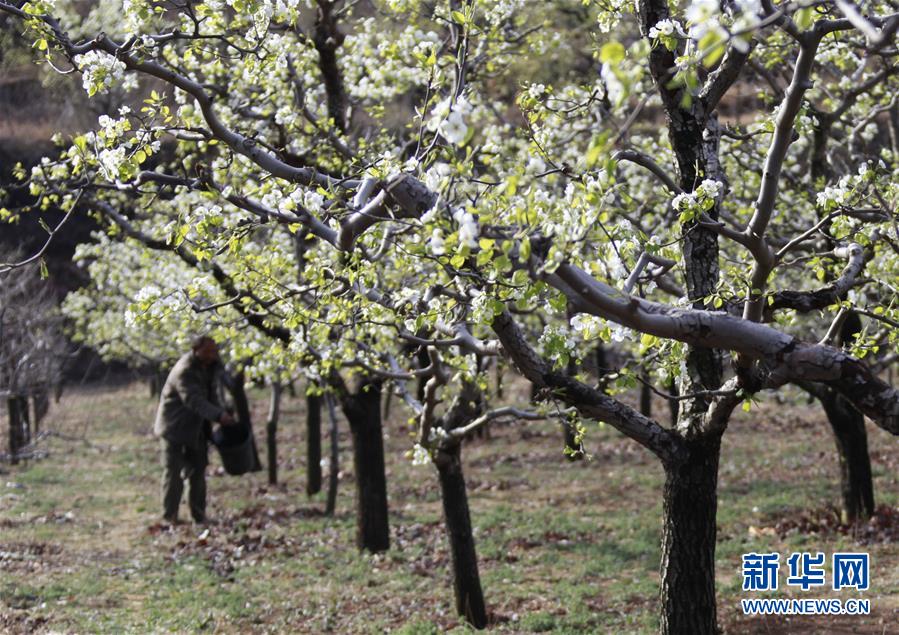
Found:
[154,352,224,447]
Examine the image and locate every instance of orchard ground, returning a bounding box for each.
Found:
[1,381,898,634]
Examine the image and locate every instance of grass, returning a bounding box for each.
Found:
[1,381,897,633]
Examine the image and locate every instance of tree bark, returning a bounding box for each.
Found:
[666,377,679,428]
[435,443,488,629]
[821,392,875,524]
[640,375,652,417]
[341,379,390,552]
[32,391,49,433]
[149,365,164,397]
[818,311,875,523]
[660,436,721,635]
[313,1,348,133]
[595,344,609,378]
[415,346,430,402]
[633,9,728,626]
[324,393,340,516]
[7,396,23,465]
[266,383,282,485]
[19,396,31,447]
[306,392,323,496]
[222,369,262,472]
[382,385,393,421]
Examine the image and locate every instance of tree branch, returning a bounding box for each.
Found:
[490,309,687,464]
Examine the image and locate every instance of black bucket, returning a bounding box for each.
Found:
[212,423,261,475]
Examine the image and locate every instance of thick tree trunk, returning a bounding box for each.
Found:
[660,436,721,635]
[415,347,430,403]
[313,1,348,133]
[148,365,165,398]
[821,393,875,524]
[382,386,392,421]
[666,378,679,428]
[342,379,390,552]
[435,443,488,629]
[306,392,323,496]
[266,383,282,486]
[640,375,652,417]
[19,396,31,447]
[595,344,608,377]
[32,391,49,433]
[223,370,262,472]
[7,396,23,464]
[800,312,876,523]
[325,393,339,516]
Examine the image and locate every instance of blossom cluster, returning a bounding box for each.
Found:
[74,50,136,96]
[428,97,474,146]
[672,179,724,222]
[816,163,876,211]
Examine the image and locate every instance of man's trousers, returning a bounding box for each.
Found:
[161,439,207,522]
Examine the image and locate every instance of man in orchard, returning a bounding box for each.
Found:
[154,335,235,524]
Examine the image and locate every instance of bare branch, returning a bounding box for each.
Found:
[613,149,681,195]
[445,406,547,440]
[490,309,687,464]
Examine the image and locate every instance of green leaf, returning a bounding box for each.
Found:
[599,41,625,64]
[585,130,612,168]
[795,7,814,30]
[478,238,495,250]
[476,248,493,266]
[519,237,531,262]
[699,30,725,68]
[504,175,519,197]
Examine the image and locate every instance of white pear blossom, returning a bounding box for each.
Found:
[411,443,432,466]
[440,111,469,145]
[428,229,446,256]
[74,50,135,96]
[97,147,127,180]
[648,19,686,39]
[304,190,325,212]
[453,208,479,248]
[570,314,604,340]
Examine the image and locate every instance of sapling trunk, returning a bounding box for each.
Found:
[640,375,652,417]
[306,392,323,496]
[821,392,875,524]
[325,394,339,516]
[7,397,23,464]
[265,383,282,485]
[343,379,390,552]
[435,443,487,629]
